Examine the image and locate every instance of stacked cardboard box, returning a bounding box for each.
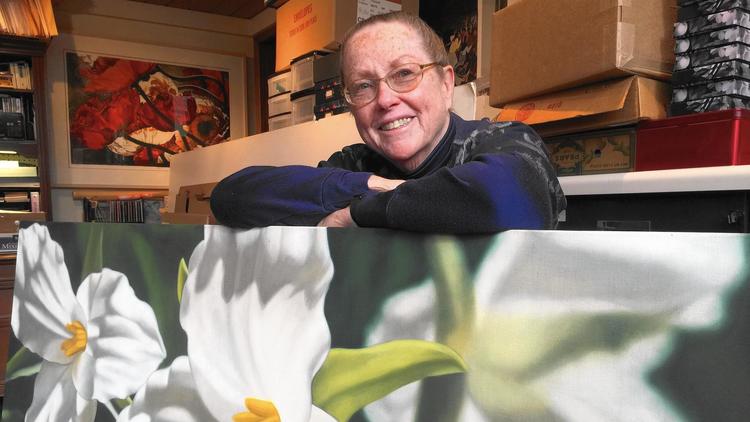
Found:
[489,0,676,174]
[275,0,418,72]
[491,0,675,139]
[671,0,750,115]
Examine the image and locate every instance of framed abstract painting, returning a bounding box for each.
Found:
[46,34,247,188]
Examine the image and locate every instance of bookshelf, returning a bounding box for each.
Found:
[0,35,51,220]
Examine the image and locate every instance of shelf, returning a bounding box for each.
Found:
[0,182,38,189]
[0,138,36,145]
[559,165,750,196]
[0,177,39,185]
[0,87,32,94]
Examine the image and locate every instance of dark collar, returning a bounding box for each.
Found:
[402,112,457,179]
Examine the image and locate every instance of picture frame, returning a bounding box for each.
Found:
[46,34,247,188]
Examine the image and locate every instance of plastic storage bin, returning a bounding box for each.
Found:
[291,51,328,94]
[267,70,291,96]
[291,89,315,124]
[268,113,292,131]
[268,93,291,117]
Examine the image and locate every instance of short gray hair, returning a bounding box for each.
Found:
[339,11,449,81]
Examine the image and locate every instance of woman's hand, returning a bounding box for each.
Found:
[318,206,356,227]
[367,175,405,192]
[318,176,404,227]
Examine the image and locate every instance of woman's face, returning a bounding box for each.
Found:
[342,22,455,173]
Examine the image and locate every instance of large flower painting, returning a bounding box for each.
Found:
[66,52,230,166]
[2,224,750,421]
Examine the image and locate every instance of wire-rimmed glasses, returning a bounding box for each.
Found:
[344,62,440,107]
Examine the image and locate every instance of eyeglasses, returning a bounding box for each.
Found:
[344,62,440,107]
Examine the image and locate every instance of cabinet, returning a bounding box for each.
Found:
[0,35,52,219]
[559,191,749,232]
[0,255,13,397]
[0,34,52,402]
[557,166,750,233]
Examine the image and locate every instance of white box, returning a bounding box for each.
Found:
[268,113,293,131]
[268,92,292,117]
[291,52,326,93]
[291,93,315,124]
[267,71,291,96]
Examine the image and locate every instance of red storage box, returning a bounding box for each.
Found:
[635,109,750,171]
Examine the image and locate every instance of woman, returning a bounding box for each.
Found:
[210,12,565,234]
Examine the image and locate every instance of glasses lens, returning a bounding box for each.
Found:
[345,80,376,106]
[387,64,422,92]
[344,63,434,106]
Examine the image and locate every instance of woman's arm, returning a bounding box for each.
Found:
[349,123,566,234]
[209,165,372,228]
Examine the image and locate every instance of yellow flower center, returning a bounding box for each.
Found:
[233,398,280,422]
[60,320,88,357]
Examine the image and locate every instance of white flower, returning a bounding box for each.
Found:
[12,224,167,421]
[177,225,337,422]
[116,356,214,422]
[365,231,745,421]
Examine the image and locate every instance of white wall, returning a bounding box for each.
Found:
[48,0,274,221]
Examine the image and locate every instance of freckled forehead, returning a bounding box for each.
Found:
[344,22,430,75]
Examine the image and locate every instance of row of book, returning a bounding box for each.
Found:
[0,95,24,113]
[84,198,151,223]
[0,191,39,211]
[0,0,57,39]
[0,62,32,90]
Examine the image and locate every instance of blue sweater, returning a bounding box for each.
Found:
[210,113,566,234]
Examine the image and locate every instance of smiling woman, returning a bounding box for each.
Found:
[210,11,566,234]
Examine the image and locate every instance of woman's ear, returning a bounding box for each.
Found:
[441,65,456,107]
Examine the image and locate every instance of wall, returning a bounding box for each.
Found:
[49,0,274,221]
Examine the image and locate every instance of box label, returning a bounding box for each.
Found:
[357,0,401,22]
[582,133,633,174]
[546,140,584,176]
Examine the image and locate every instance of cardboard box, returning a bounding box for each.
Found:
[452,80,502,121]
[490,0,676,106]
[545,127,635,176]
[498,76,669,137]
[173,183,216,219]
[275,0,418,71]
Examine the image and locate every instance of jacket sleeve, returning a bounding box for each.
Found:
[210,165,371,228]
[349,122,566,234]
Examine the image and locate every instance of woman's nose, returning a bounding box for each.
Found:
[374,79,400,109]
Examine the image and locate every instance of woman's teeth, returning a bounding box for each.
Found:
[380,117,412,131]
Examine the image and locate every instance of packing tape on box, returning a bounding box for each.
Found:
[615,22,636,68]
[604,21,674,78]
[595,0,633,14]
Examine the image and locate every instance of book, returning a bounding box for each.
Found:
[0,232,18,254]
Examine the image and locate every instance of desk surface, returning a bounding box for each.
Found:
[560,165,750,196]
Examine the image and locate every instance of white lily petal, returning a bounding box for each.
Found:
[25,360,96,422]
[364,280,437,422]
[73,269,166,401]
[116,356,214,422]
[475,231,745,317]
[181,226,334,421]
[12,224,86,364]
[363,231,747,422]
[310,405,338,422]
[536,335,681,422]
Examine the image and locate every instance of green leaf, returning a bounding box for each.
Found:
[81,224,103,276]
[427,237,475,354]
[112,397,133,412]
[312,340,467,422]
[176,258,188,303]
[5,346,42,381]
